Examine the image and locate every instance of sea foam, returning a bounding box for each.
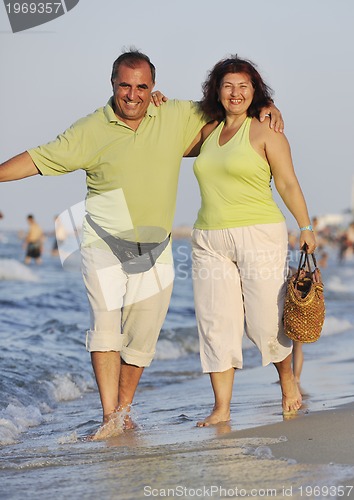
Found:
[51,374,87,402]
[0,259,39,282]
[0,404,44,445]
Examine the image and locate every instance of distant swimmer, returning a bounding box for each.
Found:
[24,214,44,264]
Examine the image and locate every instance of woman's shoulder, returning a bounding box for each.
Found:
[250,115,286,141]
[249,116,270,143]
[250,116,290,155]
[250,115,270,130]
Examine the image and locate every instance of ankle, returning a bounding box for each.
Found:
[116,403,132,413]
[103,411,117,424]
[213,403,231,414]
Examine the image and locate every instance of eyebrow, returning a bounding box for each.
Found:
[118,82,149,89]
[222,80,250,85]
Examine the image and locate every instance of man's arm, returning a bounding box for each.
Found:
[0,152,39,182]
[184,120,219,157]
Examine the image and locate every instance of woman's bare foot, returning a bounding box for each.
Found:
[280,374,302,414]
[274,354,302,415]
[197,407,230,427]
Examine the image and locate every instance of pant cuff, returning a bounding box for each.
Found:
[120,346,155,368]
[86,330,124,352]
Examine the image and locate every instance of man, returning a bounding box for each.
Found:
[0,50,282,439]
[24,214,44,264]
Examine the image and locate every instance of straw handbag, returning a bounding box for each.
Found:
[283,249,325,343]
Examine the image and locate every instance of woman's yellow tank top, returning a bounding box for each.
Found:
[193,116,285,229]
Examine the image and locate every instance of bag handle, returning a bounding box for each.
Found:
[294,244,319,281]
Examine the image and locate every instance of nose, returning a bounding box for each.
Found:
[127,87,137,101]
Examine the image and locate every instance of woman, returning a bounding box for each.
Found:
[186,56,316,426]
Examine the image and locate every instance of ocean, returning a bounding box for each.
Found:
[1,230,354,499]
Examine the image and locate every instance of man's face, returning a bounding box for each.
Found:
[111,62,155,128]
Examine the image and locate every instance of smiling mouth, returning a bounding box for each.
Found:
[124,101,140,106]
[230,99,242,104]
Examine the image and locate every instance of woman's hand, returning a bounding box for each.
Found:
[150,91,168,106]
[300,230,317,254]
[259,103,284,133]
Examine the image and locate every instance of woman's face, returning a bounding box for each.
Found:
[218,72,255,116]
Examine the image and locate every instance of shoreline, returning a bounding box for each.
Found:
[220,401,354,466]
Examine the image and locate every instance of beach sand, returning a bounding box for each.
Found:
[227,402,354,466]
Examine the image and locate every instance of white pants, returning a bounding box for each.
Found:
[81,245,174,367]
[192,223,292,372]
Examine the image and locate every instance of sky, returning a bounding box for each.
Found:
[1,0,354,231]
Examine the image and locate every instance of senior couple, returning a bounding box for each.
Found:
[0,49,315,439]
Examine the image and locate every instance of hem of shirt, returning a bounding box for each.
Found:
[193,218,286,230]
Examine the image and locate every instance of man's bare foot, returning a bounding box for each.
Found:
[116,404,137,430]
[197,408,230,427]
[88,412,125,441]
[122,412,136,430]
[87,406,137,441]
[280,374,302,414]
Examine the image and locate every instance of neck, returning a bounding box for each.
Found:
[224,113,248,129]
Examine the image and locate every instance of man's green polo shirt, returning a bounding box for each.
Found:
[28,98,206,246]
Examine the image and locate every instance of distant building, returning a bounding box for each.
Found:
[316,213,352,230]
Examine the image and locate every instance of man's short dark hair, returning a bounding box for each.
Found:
[111,49,156,83]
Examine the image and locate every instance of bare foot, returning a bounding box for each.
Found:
[122,412,137,430]
[87,406,136,441]
[116,404,137,430]
[197,408,230,427]
[280,374,302,414]
[88,413,125,441]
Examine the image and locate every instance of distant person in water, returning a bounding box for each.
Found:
[24,214,44,264]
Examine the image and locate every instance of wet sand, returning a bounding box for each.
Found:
[226,402,354,466]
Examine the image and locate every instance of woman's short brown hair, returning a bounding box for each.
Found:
[200,56,274,121]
